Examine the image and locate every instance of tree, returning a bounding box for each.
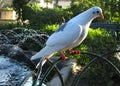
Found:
[12,0,30,24]
[30,0,40,3]
[69,0,120,23]
[44,0,53,8]
[54,0,59,7]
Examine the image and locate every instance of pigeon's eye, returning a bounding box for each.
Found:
[96,11,99,14]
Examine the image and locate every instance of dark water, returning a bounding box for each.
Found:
[0,55,30,86]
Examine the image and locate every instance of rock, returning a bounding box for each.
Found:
[47,58,76,86]
[0,45,35,70]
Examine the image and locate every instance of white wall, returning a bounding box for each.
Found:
[39,0,71,8]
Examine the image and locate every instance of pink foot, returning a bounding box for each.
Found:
[66,49,80,55]
[59,52,66,61]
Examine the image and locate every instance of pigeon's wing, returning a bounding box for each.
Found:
[46,23,82,48]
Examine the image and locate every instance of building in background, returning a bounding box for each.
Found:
[0,9,16,20]
[39,0,71,8]
[0,9,17,23]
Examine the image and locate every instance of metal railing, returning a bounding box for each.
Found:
[19,50,120,86]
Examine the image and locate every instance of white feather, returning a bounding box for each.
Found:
[31,46,55,60]
[46,23,81,47]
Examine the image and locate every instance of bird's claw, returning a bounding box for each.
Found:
[66,49,80,55]
[59,52,66,61]
[58,50,80,61]
[60,54,66,61]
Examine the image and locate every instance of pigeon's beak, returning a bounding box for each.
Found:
[99,13,104,19]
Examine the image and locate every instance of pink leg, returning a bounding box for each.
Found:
[66,49,80,55]
[59,52,66,61]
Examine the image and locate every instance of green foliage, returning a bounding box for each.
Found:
[76,28,117,64]
[3,7,14,10]
[11,0,120,30]
[12,0,120,31]
[22,3,72,30]
[69,0,120,23]
[74,28,119,85]
[22,1,120,31]
[41,24,59,34]
[12,0,30,20]
[0,23,17,30]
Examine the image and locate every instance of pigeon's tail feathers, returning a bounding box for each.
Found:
[31,46,55,61]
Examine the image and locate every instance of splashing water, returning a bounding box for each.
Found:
[0,28,49,85]
[0,28,49,51]
[0,55,30,86]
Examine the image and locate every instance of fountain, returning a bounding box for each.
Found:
[0,28,49,85]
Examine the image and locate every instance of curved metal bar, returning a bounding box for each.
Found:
[101,50,120,57]
[101,50,120,75]
[47,59,65,86]
[19,71,37,86]
[19,58,64,86]
[38,58,65,86]
[100,56,120,74]
[71,50,120,86]
[71,53,102,86]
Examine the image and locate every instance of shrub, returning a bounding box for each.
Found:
[69,1,120,23]
[74,28,119,85]
[0,23,17,30]
[22,3,73,30]
[41,24,59,34]
[76,28,117,64]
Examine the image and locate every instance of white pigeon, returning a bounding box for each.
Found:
[31,6,104,66]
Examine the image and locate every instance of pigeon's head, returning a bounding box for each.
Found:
[90,6,104,19]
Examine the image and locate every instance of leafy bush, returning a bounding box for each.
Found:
[22,3,72,30]
[80,28,117,53]
[11,0,120,31]
[69,1,120,23]
[76,28,117,63]
[0,23,17,30]
[74,28,119,85]
[41,24,59,34]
